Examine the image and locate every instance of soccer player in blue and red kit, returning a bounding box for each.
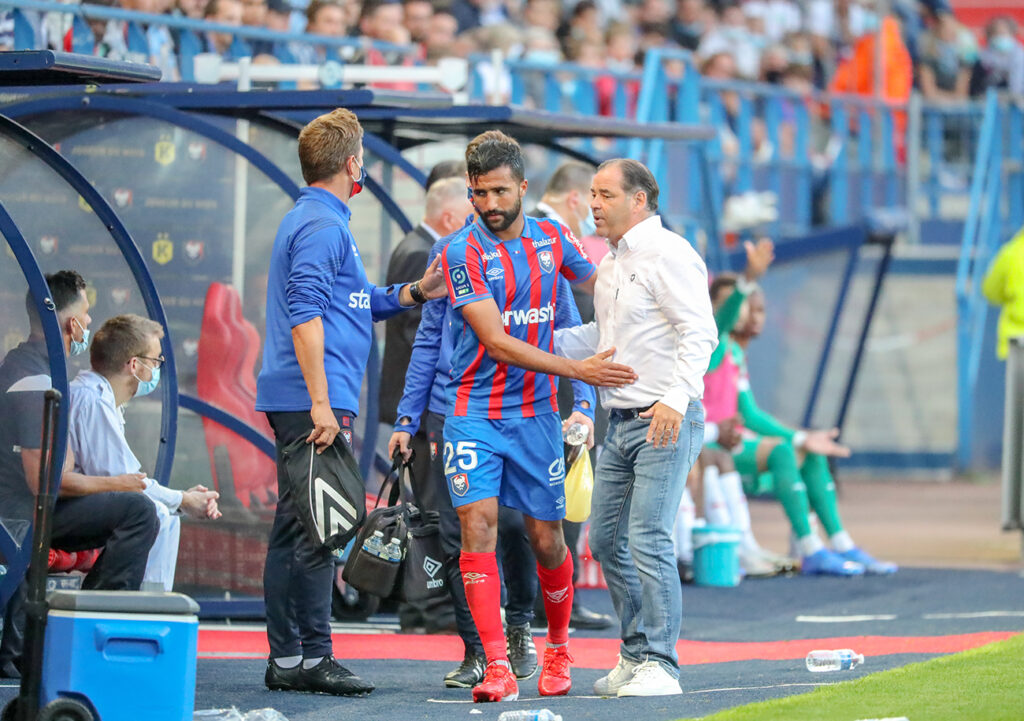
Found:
[440,131,637,702]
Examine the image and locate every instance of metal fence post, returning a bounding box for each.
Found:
[1002,337,1024,549]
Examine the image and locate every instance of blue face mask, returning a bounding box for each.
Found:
[861,12,879,35]
[133,363,161,397]
[70,317,90,356]
[579,207,597,237]
[992,36,1015,54]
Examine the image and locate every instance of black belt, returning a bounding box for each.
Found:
[608,404,655,421]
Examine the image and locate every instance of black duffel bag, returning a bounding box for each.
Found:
[281,434,365,552]
[343,453,448,603]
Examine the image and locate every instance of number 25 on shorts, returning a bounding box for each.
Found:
[444,441,479,475]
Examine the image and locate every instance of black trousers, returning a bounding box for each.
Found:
[0,491,160,673]
[264,410,353,660]
[426,412,538,655]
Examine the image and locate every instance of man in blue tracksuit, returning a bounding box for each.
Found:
[256,108,446,696]
[388,231,595,688]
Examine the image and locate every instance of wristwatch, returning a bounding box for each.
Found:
[409,281,427,304]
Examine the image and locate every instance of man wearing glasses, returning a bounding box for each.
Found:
[68,313,222,591]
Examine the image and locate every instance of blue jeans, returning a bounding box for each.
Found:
[590,401,704,676]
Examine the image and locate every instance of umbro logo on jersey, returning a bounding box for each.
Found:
[486,267,504,280]
[538,250,555,274]
[532,236,556,248]
[463,571,488,585]
[423,555,442,579]
[545,587,570,603]
[348,290,370,309]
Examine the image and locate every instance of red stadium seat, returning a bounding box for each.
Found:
[196,282,277,509]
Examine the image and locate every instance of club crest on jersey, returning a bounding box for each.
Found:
[538,250,554,274]
[341,429,352,446]
[430,442,438,460]
[451,473,469,497]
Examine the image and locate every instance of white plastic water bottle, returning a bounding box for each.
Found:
[563,422,588,446]
[497,710,562,721]
[363,530,386,558]
[805,649,864,672]
[384,538,403,563]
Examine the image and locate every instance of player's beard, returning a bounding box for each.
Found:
[481,194,522,233]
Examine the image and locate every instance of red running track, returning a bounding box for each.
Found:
[198,629,1018,668]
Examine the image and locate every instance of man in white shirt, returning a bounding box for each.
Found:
[68,314,221,591]
[555,159,718,697]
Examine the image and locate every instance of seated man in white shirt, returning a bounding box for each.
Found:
[68,314,221,591]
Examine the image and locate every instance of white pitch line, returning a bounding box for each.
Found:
[796,615,897,623]
[427,696,606,704]
[686,682,837,694]
[923,611,1024,619]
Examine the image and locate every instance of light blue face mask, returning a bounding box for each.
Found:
[70,318,90,356]
[133,363,161,397]
[579,207,597,237]
[992,36,1015,54]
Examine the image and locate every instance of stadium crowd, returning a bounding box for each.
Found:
[2,0,1023,99]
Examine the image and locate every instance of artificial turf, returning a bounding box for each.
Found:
[686,632,1024,721]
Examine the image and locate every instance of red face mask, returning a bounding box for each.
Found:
[350,160,364,198]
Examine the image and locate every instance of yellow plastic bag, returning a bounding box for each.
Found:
[564,448,593,523]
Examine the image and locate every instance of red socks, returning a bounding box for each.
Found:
[536,552,574,646]
[459,551,508,664]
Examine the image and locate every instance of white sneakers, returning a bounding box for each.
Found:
[593,657,682,697]
[592,654,639,696]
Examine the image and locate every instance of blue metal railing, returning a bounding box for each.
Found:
[4,0,418,81]
[955,90,1024,469]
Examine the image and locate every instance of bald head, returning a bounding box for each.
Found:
[423,176,473,237]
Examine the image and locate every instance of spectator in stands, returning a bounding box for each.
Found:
[971,16,1024,97]
[671,0,707,51]
[916,0,976,102]
[523,0,561,33]
[558,1,602,53]
[982,225,1024,360]
[202,0,244,57]
[698,3,761,79]
[743,0,800,45]
[239,0,273,54]
[176,0,207,19]
[0,271,160,679]
[67,315,221,592]
[449,0,508,33]
[289,0,346,65]
[424,9,458,58]
[360,0,408,45]
[403,0,433,44]
[0,11,12,52]
[264,0,292,32]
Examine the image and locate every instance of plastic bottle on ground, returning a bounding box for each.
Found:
[497,710,562,721]
[805,649,865,672]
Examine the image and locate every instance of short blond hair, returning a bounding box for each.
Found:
[298,108,364,185]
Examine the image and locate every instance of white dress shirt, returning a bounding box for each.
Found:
[68,370,182,511]
[68,369,183,590]
[555,214,718,414]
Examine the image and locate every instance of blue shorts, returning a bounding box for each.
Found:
[442,413,566,521]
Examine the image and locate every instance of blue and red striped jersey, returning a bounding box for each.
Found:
[440,215,596,419]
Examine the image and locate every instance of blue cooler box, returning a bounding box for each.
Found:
[42,590,200,721]
[692,525,742,587]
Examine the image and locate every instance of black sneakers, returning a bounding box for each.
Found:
[505,623,538,680]
[443,649,486,688]
[570,604,614,630]
[265,656,375,696]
